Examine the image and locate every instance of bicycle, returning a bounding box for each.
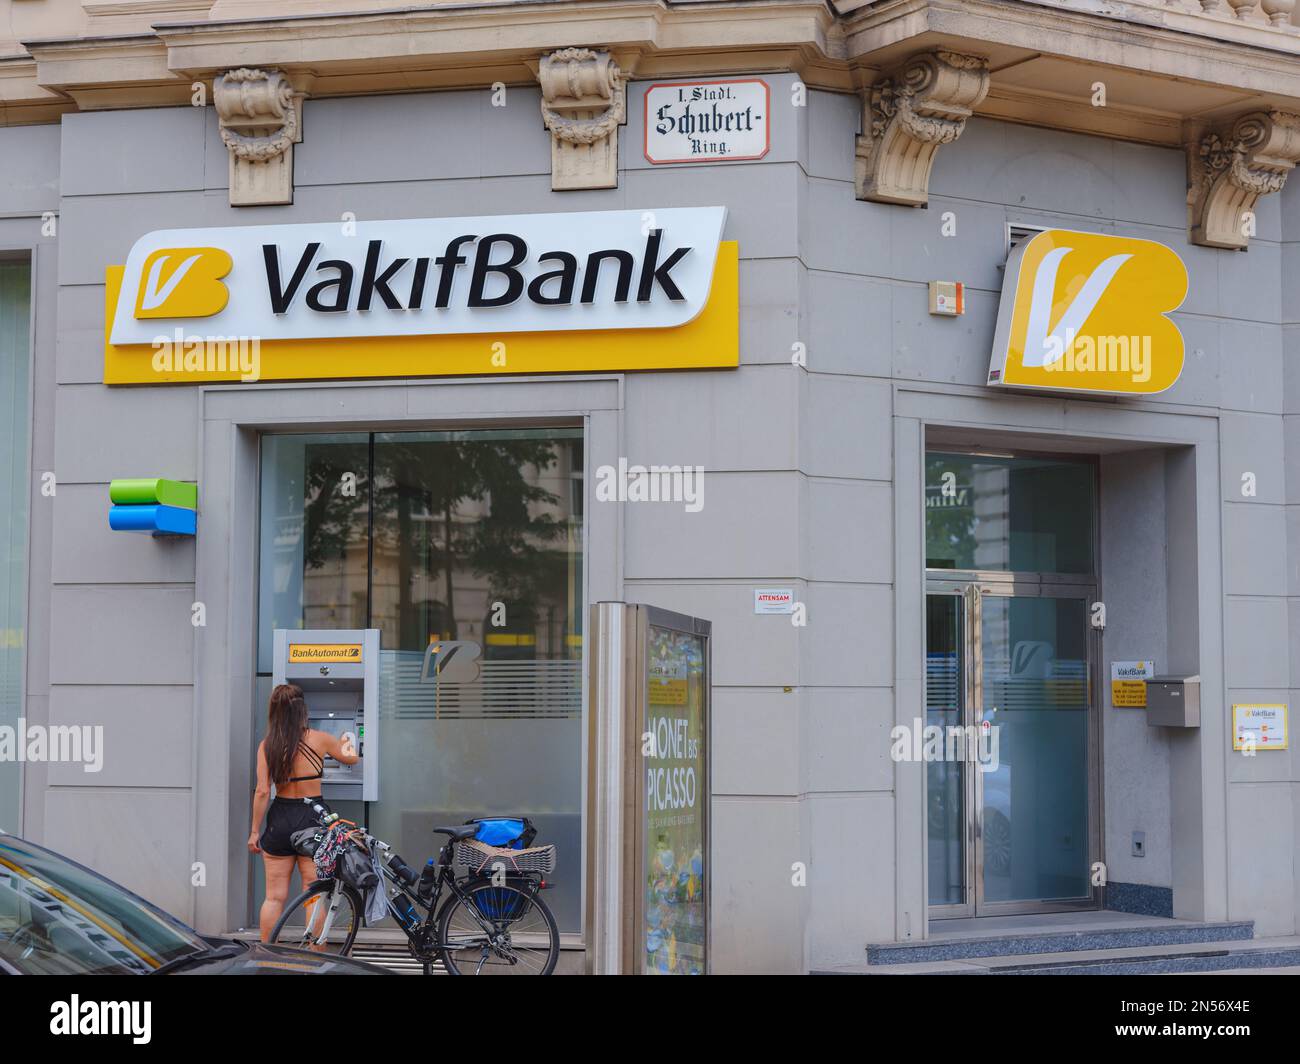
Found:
[268,802,560,975]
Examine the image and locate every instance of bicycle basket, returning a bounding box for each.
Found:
[464,816,538,849]
[337,841,379,891]
[455,839,556,876]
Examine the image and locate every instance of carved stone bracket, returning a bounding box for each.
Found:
[214,68,303,207]
[538,48,626,191]
[855,51,990,207]
[1188,111,1300,250]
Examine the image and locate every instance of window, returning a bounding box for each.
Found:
[257,428,584,932]
[0,261,30,832]
[925,452,1095,575]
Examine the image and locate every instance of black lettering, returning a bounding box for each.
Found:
[581,249,635,304]
[263,242,320,314]
[356,239,409,311]
[636,230,691,302]
[305,260,354,313]
[408,257,430,310]
[435,235,477,309]
[467,233,527,309]
[527,252,578,306]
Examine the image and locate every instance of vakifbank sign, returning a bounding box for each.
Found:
[104,207,738,384]
[988,229,1189,397]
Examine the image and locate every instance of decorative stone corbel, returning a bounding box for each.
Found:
[538,48,626,191]
[1188,111,1300,250]
[855,51,990,207]
[214,68,304,207]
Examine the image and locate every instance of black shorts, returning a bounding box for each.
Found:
[260,796,330,857]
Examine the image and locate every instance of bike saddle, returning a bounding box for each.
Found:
[432,825,479,840]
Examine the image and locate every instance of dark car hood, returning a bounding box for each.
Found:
[169,940,393,975]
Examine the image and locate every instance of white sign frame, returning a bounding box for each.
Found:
[644,79,771,165]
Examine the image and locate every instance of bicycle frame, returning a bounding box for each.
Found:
[306,832,544,963]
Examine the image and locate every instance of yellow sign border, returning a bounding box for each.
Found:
[104,242,740,385]
[1231,703,1289,751]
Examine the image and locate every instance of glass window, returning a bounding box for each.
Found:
[257,428,584,932]
[0,262,30,832]
[0,836,205,974]
[925,452,1095,574]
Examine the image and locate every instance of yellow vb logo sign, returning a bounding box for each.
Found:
[991,229,1188,396]
[134,247,232,319]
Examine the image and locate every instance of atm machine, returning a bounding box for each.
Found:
[272,628,380,802]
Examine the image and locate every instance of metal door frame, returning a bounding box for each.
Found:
[927,571,1102,919]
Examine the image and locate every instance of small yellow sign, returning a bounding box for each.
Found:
[288,644,363,664]
[1232,704,1289,751]
[1111,681,1147,708]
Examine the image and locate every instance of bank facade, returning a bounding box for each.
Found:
[1,0,1299,974]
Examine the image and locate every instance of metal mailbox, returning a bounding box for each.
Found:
[1145,675,1200,728]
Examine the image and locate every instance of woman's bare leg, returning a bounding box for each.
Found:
[260,853,295,942]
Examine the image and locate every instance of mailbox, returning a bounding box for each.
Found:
[1145,675,1200,728]
[272,628,380,801]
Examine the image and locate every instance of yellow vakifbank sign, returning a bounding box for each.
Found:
[288,644,363,664]
[988,229,1188,396]
[104,208,738,385]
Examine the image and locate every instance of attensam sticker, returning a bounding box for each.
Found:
[754,588,794,615]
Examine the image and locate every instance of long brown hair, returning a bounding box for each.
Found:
[266,683,309,786]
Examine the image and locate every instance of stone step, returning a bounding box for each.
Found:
[828,935,1300,976]
[866,919,1254,965]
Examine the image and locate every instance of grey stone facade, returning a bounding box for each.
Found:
[1,70,1296,974]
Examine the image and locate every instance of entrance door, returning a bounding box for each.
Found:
[926,580,1097,917]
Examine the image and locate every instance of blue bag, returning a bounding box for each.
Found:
[466,816,537,850]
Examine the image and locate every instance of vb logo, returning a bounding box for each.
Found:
[134,246,232,319]
[419,640,482,685]
[989,229,1187,395]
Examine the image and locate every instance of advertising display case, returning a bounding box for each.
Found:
[587,603,711,974]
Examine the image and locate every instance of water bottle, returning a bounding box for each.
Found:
[390,891,419,931]
[417,858,439,901]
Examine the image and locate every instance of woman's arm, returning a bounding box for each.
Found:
[317,728,360,766]
[248,741,271,852]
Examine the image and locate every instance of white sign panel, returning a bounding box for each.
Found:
[1232,704,1289,751]
[644,80,770,165]
[109,207,728,346]
[754,588,794,615]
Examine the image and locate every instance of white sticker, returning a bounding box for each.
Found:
[754,588,794,614]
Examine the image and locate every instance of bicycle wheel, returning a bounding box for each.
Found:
[436,879,560,975]
[269,878,363,955]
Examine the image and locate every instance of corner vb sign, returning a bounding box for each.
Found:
[989,229,1189,397]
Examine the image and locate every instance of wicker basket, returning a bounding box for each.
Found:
[454,838,557,876]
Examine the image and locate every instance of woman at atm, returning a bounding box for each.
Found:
[248,683,360,941]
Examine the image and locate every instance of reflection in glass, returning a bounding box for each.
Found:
[979,596,1089,904]
[925,595,964,907]
[644,625,706,975]
[924,453,1094,574]
[0,263,29,832]
[257,429,584,932]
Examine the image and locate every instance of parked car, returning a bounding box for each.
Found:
[0,832,390,975]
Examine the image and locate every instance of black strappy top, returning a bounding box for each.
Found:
[285,740,325,783]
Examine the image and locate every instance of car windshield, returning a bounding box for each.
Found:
[0,836,207,974]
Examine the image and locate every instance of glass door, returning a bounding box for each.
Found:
[975,587,1092,914]
[925,579,1097,917]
